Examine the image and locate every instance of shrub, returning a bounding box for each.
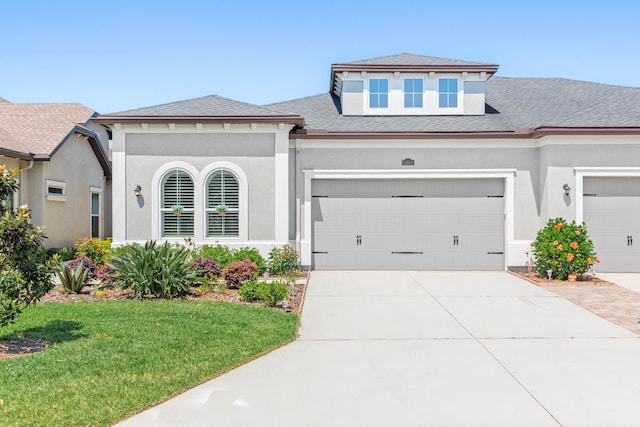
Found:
[58,262,89,294]
[531,218,599,280]
[256,281,290,307]
[47,247,75,262]
[1,165,58,326]
[108,241,198,298]
[268,244,299,275]
[222,259,258,289]
[111,243,137,259]
[191,257,221,280]
[66,256,97,280]
[232,247,267,275]
[238,280,290,307]
[74,237,113,266]
[197,245,234,269]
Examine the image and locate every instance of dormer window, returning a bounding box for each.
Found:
[438,78,458,108]
[404,79,423,108]
[369,79,388,108]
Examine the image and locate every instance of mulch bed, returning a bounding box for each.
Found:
[513,271,615,286]
[2,273,308,360]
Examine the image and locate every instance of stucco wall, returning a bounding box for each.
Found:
[40,134,107,247]
[123,132,276,242]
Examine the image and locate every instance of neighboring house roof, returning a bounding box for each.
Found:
[0,97,10,103]
[268,77,640,138]
[0,103,111,177]
[96,94,305,127]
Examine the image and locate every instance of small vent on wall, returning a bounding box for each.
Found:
[402,158,415,166]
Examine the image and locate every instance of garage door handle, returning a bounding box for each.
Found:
[629,235,633,246]
[487,252,504,255]
[391,251,424,254]
[312,251,328,254]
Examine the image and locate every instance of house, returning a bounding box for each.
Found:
[94,53,640,272]
[0,99,112,247]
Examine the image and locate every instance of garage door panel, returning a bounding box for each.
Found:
[583,178,640,273]
[312,178,504,270]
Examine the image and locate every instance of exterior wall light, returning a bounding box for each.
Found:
[134,185,142,197]
[563,184,571,196]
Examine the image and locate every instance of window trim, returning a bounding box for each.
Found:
[438,78,459,109]
[90,186,102,239]
[403,78,424,109]
[369,78,389,109]
[205,169,240,238]
[201,162,248,241]
[160,168,196,238]
[46,179,67,202]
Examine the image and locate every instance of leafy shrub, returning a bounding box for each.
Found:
[197,245,234,269]
[47,247,75,262]
[268,244,299,275]
[238,280,261,302]
[0,166,57,326]
[108,241,197,298]
[111,243,137,259]
[531,218,599,280]
[58,262,89,294]
[222,259,258,289]
[239,280,290,307]
[66,256,96,280]
[74,237,113,266]
[191,257,220,280]
[232,247,267,275]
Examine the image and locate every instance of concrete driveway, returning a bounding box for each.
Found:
[116,271,640,427]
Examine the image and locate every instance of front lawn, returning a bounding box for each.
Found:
[0,300,298,427]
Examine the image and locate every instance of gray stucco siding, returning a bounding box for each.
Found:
[126,133,275,157]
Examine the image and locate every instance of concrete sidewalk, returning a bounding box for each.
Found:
[116,271,640,427]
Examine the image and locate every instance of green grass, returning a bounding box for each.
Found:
[0,300,298,427]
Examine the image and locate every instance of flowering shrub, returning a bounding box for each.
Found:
[232,247,266,275]
[531,218,599,280]
[74,237,112,267]
[222,259,258,289]
[267,244,299,275]
[191,256,221,280]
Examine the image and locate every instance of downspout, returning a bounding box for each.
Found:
[18,158,34,206]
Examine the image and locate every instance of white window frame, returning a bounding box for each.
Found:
[438,78,459,109]
[46,179,67,202]
[160,168,196,239]
[90,186,102,239]
[205,169,240,239]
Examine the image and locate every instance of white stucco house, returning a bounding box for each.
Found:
[94,53,640,272]
[0,99,112,247]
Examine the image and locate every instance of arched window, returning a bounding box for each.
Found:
[206,169,239,238]
[161,169,194,237]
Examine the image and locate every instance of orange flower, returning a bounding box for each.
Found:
[575,230,581,236]
[553,240,559,246]
[554,223,563,230]
[567,253,574,261]
[557,244,563,251]
[587,258,593,265]
[530,241,535,247]
[570,242,579,249]
[596,258,601,264]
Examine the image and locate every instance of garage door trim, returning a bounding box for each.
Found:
[300,169,517,269]
[575,167,640,223]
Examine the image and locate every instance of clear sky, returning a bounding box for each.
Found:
[1,0,639,114]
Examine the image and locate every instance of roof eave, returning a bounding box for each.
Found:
[291,129,532,140]
[93,115,305,127]
[0,147,34,161]
[532,127,640,137]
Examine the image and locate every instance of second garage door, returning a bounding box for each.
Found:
[312,178,504,270]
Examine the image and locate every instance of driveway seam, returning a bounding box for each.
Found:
[406,271,564,427]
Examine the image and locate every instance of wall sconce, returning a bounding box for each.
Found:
[134,185,142,197]
[563,184,571,196]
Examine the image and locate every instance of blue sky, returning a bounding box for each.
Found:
[1,0,639,114]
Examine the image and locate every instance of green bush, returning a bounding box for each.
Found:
[0,165,58,326]
[239,280,290,307]
[47,247,75,262]
[531,218,600,280]
[232,247,266,275]
[268,244,299,275]
[111,243,137,259]
[74,237,113,266]
[108,241,198,298]
[197,245,234,269]
[58,261,89,294]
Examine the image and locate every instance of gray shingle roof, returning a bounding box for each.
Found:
[341,53,492,67]
[107,94,292,117]
[267,77,640,133]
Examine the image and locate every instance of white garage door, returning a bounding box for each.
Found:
[583,177,640,272]
[312,179,504,270]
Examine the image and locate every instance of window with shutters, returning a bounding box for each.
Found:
[206,169,239,238]
[161,169,194,237]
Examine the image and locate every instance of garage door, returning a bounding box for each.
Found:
[583,177,640,272]
[312,179,504,270]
